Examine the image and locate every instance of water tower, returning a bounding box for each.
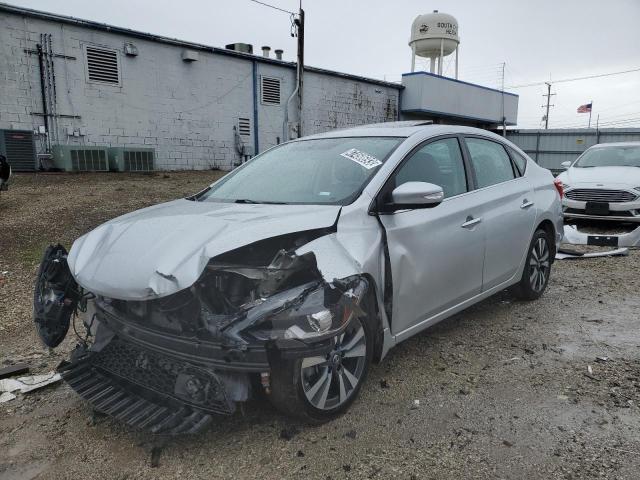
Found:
[409,10,460,78]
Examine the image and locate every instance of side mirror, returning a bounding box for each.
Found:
[388,181,444,211]
[561,161,572,169]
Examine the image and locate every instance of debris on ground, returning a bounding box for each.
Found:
[0,371,61,394]
[0,391,16,403]
[0,363,29,379]
[556,247,629,260]
[279,425,300,441]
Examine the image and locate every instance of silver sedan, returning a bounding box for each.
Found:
[35,122,563,431]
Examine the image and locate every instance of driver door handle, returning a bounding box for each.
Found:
[461,216,482,229]
[521,200,535,209]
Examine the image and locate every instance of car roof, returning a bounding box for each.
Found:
[299,121,508,141]
[590,141,640,149]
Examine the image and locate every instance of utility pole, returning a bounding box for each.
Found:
[295,7,305,137]
[500,62,506,136]
[542,82,555,129]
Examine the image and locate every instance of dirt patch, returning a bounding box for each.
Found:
[1,173,639,479]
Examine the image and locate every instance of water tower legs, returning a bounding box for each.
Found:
[411,44,416,72]
[455,46,459,79]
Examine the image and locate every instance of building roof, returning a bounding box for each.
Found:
[0,2,402,90]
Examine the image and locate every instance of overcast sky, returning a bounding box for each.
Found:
[7,0,640,128]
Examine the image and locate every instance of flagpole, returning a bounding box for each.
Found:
[588,100,593,128]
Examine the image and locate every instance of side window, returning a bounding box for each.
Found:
[507,146,528,176]
[465,138,515,188]
[394,138,468,198]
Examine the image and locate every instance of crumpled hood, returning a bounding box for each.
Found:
[67,199,341,300]
[560,166,640,188]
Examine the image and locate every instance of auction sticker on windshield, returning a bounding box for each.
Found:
[340,148,383,169]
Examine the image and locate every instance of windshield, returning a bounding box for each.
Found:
[574,145,640,168]
[199,137,402,205]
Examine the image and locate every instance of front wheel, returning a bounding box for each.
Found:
[268,315,373,423]
[513,228,552,301]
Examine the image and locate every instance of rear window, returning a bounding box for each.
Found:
[465,138,516,188]
[507,147,528,176]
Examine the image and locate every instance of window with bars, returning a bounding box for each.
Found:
[85,45,120,85]
[260,76,281,105]
[238,118,251,137]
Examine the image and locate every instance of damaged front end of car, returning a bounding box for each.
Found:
[35,232,371,434]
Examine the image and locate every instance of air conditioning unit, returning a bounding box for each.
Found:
[108,147,155,172]
[51,145,109,172]
[0,129,37,171]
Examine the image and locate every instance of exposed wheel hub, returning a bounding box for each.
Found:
[300,318,367,410]
[329,352,342,369]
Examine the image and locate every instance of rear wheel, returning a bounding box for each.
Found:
[268,314,373,423]
[513,228,552,301]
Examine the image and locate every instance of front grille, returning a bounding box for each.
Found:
[565,188,637,203]
[91,338,233,414]
[60,358,214,434]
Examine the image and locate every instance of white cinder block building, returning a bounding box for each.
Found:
[0,3,517,172]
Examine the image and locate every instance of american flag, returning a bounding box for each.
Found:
[577,103,592,113]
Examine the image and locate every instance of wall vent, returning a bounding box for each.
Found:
[108,147,155,172]
[260,76,281,105]
[51,145,109,172]
[85,46,120,84]
[238,118,251,137]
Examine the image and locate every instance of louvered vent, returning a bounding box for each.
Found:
[86,46,120,84]
[71,149,108,171]
[2,130,36,171]
[124,150,154,172]
[261,76,281,105]
[238,118,251,137]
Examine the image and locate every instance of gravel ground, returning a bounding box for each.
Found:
[1,172,639,480]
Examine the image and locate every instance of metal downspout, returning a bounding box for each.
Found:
[36,42,49,151]
[252,60,259,155]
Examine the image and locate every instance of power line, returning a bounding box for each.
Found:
[248,0,295,15]
[507,67,640,88]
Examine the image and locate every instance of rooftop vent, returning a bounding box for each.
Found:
[225,43,253,54]
[274,49,283,60]
[261,46,271,58]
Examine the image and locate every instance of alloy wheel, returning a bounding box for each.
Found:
[529,236,550,292]
[300,318,367,410]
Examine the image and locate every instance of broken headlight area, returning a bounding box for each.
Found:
[245,276,368,343]
[33,244,83,348]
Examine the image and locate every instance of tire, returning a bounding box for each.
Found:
[512,228,552,301]
[268,313,374,423]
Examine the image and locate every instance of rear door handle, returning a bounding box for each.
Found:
[521,200,535,209]
[461,216,482,229]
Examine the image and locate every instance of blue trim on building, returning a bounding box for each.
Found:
[402,71,519,98]
[402,108,517,126]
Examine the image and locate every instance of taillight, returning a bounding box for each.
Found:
[553,178,564,198]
